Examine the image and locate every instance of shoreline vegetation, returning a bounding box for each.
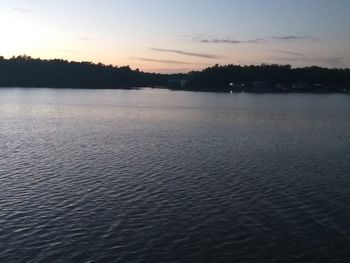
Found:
[1,55,349,93]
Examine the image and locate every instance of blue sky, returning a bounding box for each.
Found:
[1,0,350,72]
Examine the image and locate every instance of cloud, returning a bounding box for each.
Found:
[53,49,87,54]
[12,7,33,13]
[318,57,345,66]
[271,35,318,42]
[268,57,309,62]
[189,35,265,44]
[150,48,222,59]
[187,35,318,45]
[268,56,344,67]
[197,38,265,44]
[132,57,194,65]
[271,50,306,58]
[80,37,95,41]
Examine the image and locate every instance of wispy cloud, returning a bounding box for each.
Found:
[150,48,222,59]
[12,7,33,13]
[132,57,194,65]
[319,57,345,66]
[197,38,265,44]
[271,35,318,42]
[269,56,344,67]
[53,49,87,54]
[80,37,95,42]
[271,50,306,58]
[187,35,318,45]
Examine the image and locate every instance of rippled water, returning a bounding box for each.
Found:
[1,88,350,262]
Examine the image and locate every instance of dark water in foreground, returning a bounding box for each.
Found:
[1,88,350,263]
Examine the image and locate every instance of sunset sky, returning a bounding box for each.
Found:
[1,0,350,73]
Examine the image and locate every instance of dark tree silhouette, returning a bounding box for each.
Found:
[0,55,169,89]
[181,64,350,92]
[0,56,349,92]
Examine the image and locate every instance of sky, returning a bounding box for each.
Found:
[1,0,350,73]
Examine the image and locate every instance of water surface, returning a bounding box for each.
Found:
[1,88,350,262]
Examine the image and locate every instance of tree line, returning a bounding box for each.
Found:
[0,55,169,88]
[0,56,349,92]
[183,64,350,92]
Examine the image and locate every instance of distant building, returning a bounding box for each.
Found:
[252,81,273,90]
[275,83,291,91]
[312,83,330,90]
[291,82,311,90]
[229,82,246,90]
[168,79,187,88]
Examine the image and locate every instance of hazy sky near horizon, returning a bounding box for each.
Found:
[1,0,350,73]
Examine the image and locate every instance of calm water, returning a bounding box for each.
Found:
[1,88,350,263]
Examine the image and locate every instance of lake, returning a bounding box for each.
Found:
[0,88,350,262]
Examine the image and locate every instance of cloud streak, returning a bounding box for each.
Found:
[53,49,87,54]
[132,57,194,65]
[271,35,318,42]
[12,7,33,13]
[271,50,306,58]
[197,38,265,44]
[188,35,318,45]
[80,37,95,42]
[269,56,344,66]
[150,48,222,59]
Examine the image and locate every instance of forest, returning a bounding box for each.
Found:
[0,56,349,93]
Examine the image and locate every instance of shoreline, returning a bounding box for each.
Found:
[1,85,349,94]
